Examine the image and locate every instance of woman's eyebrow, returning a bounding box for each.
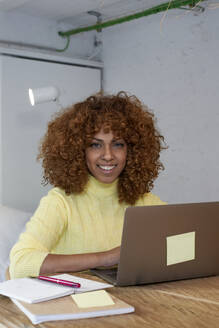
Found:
[112,138,125,142]
[92,138,103,142]
[92,137,124,142]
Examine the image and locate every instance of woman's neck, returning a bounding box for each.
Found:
[85,175,118,197]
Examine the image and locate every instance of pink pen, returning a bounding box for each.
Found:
[37,275,81,288]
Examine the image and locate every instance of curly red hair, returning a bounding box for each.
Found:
[37,91,165,205]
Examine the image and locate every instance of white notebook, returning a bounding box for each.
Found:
[11,290,134,324]
[0,274,113,303]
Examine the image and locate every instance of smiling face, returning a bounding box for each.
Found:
[85,128,127,184]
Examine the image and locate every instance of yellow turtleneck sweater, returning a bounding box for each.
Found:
[9,176,165,278]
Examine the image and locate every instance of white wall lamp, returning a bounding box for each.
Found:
[28,86,60,106]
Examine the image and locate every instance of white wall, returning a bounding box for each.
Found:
[0,11,98,60]
[102,8,219,204]
[1,7,218,207]
[0,58,2,204]
[0,11,102,211]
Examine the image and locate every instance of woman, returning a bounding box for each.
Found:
[9,91,166,279]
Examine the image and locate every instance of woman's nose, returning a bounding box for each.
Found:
[102,145,113,161]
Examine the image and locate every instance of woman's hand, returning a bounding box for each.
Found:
[101,246,121,267]
[39,247,121,275]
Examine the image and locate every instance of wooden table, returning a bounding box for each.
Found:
[0,273,219,327]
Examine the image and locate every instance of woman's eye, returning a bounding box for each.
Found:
[114,142,125,148]
[90,142,101,148]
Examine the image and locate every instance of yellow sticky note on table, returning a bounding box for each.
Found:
[72,290,115,308]
[166,231,195,266]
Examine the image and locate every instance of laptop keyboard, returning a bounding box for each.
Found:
[105,268,117,279]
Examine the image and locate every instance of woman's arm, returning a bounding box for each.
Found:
[10,191,120,278]
[40,247,120,275]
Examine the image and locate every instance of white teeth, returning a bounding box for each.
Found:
[98,165,116,170]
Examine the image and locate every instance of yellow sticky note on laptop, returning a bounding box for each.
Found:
[72,290,115,308]
[166,231,195,266]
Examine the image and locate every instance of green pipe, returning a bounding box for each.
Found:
[56,35,70,52]
[58,0,204,38]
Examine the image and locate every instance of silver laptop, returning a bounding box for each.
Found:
[91,202,219,286]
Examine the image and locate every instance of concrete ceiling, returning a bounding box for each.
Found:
[0,0,167,27]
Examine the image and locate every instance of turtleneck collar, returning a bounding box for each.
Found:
[84,175,118,198]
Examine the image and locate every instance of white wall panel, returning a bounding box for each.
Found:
[0,55,100,211]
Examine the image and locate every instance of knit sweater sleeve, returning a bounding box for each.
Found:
[141,192,167,205]
[9,191,68,279]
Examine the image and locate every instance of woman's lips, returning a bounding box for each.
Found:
[97,164,117,173]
